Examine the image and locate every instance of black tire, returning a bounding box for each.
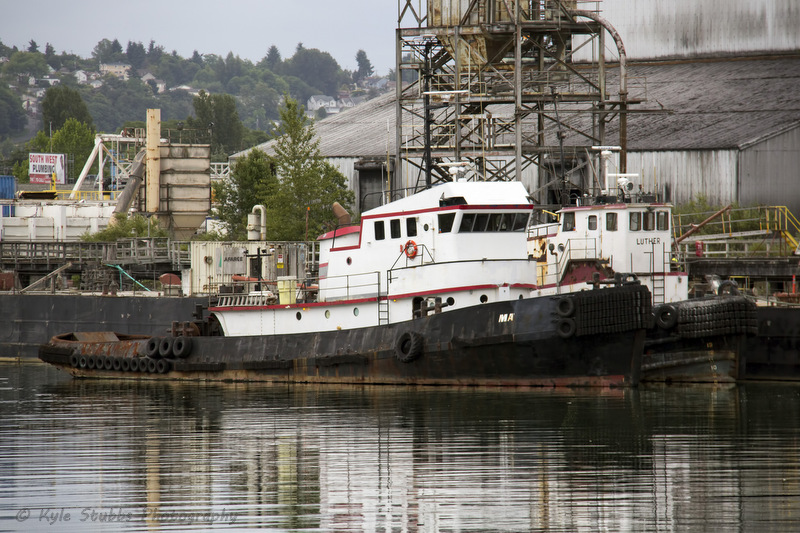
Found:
[86,355,97,369]
[112,357,122,371]
[172,336,193,358]
[129,358,140,372]
[718,280,740,296]
[146,358,158,373]
[654,304,678,330]
[145,337,161,358]
[156,358,170,374]
[158,337,175,358]
[556,297,575,317]
[69,352,80,368]
[395,331,424,363]
[121,358,131,372]
[557,318,577,339]
[102,355,114,370]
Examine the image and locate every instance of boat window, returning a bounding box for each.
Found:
[374,220,385,240]
[657,211,669,231]
[643,211,655,231]
[562,212,576,231]
[406,217,417,237]
[606,213,618,231]
[460,213,476,232]
[473,213,490,232]
[588,215,597,230]
[629,212,641,231]
[511,213,528,231]
[438,213,455,233]
[488,213,504,231]
[390,219,401,239]
[440,196,467,206]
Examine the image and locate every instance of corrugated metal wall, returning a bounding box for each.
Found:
[596,0,800,60]
[739,125,800,215]
[625,150,739,206]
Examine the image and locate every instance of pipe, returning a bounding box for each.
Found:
[112,149,146,215]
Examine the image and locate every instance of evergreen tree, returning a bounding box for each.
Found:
[354,49,374,83]
[213,148,277,239]
[189,90,244,157]
[264,45,281,72]
[41,85,94,131]
[266,96,354,241]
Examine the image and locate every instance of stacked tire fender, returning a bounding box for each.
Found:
[653,294,758,338]
[68,336,193,374]
[555,283,652,339]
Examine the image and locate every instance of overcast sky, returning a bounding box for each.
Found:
[0,0,399,75]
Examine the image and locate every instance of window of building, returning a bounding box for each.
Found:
[657,211,669,231]
[606,212,618,231]
[374,220,385,240]
[438,213,455,233]
[629,212,641,231]
[390,219,401,239]
[406,217,417,237]
[588,215,597,230]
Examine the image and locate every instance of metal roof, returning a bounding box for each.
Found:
[235,55,800,160]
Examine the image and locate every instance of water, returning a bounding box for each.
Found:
[1,363,799,532]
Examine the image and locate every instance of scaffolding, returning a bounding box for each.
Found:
[396,0,637,208]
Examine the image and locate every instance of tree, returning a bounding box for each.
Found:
[283,47,346,96]
[50,118,95,181]
[213,148,277,239]
[2,51,49,79]
[27,40,39,53]
[92,38,123,64]
[82,213,168,242]
[265,96,354,241]
[0,85,26,137]
[126,41,147,70]
[263,45,282,72]
[189,90,245,158]
[354,49,374,83]
[41,85,94,131]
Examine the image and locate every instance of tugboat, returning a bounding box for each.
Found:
[40,180,651,386]
[527,150,757,383]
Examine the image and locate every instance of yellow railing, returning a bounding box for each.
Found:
[54,190,119,201]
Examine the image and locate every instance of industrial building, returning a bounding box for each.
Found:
[233,0,800,215]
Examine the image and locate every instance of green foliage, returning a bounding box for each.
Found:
[0,85,26,136]
[3,51,49,79]
[283,47,348,97]
[81,213,168,242]
[92,38,124,64]
[213,148,277,239]
[188,90,244,156]
[354,50,374,83]
[42,85,94,131]
[265,96,354,241]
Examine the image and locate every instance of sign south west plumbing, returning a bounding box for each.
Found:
[29,153,66,185]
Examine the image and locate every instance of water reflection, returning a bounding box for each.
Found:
[1,363,799,531]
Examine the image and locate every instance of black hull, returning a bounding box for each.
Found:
[1,294,208,359]
[39,284,652,387]
[643,295,758,383]
[743,306,800,381]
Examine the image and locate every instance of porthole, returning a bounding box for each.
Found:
[424,223,430,231]
[480,295,488,303]
[446,297,455,306]
[325,310,331,319]
[353,308,359,316]
[296,312,302,320]
[346,257,352,265]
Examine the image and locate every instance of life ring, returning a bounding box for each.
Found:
[654,304,678,330]
[556,318,577,339]
[404,240,418,259]
[395,331,424,363]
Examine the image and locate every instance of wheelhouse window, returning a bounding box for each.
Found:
[588,215,597,230]
[606,212,618,231]
[643,211,655,231]
[460,213,476,232]
[406,217,417,237]
[510,213,528,231]
[629,212,641,231]
[390,219,401,239]
[657,211,669,231]
[374,221,385,240]
[562,212,576,231]
[457,212,529,232]
[438,213,455,233]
